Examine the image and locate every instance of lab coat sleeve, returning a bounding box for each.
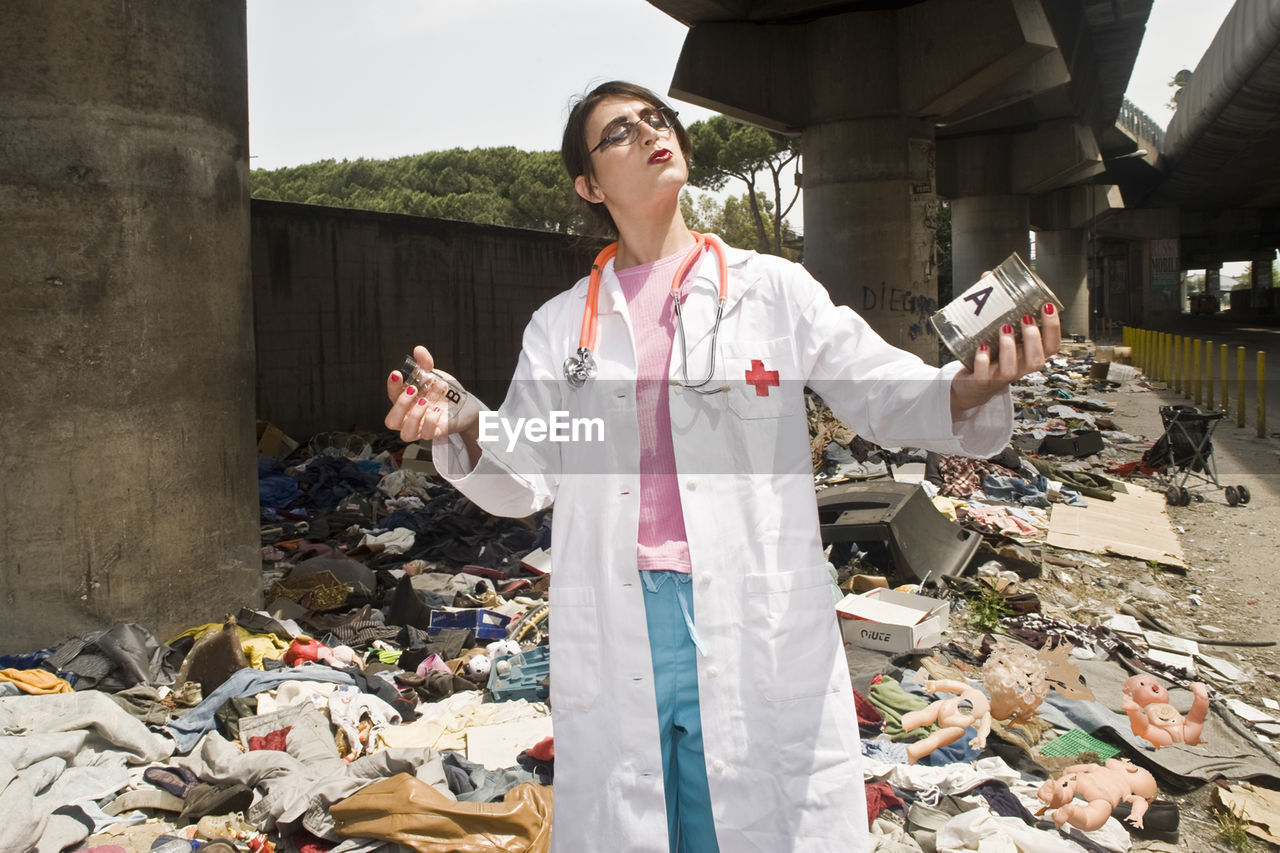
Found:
[431,304,562,517]
[791,264,1013,458]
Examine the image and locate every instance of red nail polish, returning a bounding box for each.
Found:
[416,397,428,407]
[979,343,990,353]
[1022,314,1034,325]
[1044,303,1056,315]
[1001,324,1013,335]
[390,371,402,384]
[404,385,416,396]
[433,406,441,414]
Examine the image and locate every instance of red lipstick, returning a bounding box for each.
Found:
[649,148,672,164]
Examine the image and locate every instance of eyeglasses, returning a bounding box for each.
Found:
[590,108,679,154]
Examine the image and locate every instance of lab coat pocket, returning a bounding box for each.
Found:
[549,586,601,712]
[746,566,841,702]
[721,337,797,420]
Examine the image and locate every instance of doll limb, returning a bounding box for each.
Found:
[901,700,946,734]
[1122,793,1150,829]
[1182,683,1210,745]
[1053,798,1115,832]
[905,725,967,763]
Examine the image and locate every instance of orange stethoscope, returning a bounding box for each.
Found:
[563,231,730,393]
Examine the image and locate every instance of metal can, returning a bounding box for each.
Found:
[929,252,1062,371]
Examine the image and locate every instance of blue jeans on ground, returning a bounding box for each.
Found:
[640,570,720,853]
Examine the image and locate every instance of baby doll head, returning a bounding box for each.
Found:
[983,644,1050,721]
[1123,674,1170,705]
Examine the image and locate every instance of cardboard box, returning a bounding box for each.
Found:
[836,588,949,652]
[256,420,299,460]
[520,547,551,575]
[841,574,890,594]
[401,442,437,475]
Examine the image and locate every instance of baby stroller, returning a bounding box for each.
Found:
[1143,405,1251,506]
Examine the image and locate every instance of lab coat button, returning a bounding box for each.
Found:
[700,574,712,586]
[712,760,726,773]
[686,480,697,491]
[707,666,719,679]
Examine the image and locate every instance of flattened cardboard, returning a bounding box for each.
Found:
[836,588,949,653]
[1046,482,1187,568]
[256,420,299,460]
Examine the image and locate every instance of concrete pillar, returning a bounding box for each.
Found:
[951,196,1031,298]
[1034,230,1089,339]
[1253,251,1276,298]
[803,117,939,362]
[0,2,260,646]
[1206,267,1221,295]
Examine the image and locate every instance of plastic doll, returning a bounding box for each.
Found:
[1037,758,1157,831]
[901,679,992,763]
[1122,674,1209,748]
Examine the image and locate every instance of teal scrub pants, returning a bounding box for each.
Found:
[640,570,721,853]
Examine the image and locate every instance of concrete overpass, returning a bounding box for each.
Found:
[648,0,1152,353]
[1093,0,1280,324]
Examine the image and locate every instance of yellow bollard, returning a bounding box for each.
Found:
[1193,340,1202,405]
[1164,333,1172,384]
[1238,346,1247,428]
[1258,352,1267,439]
[1205,340,1215,409]
[1173,335,1183,394]
[1221,344,1229,414]
[1218,343,1228,412]
[1184,337,1193,398]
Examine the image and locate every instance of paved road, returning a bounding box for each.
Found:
[1106,313,1280,440]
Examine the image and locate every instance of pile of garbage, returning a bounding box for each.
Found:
[2,351,1279,852]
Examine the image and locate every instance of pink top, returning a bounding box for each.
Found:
[615,248,695,573]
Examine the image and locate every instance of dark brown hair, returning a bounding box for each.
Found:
[561,81,692,234]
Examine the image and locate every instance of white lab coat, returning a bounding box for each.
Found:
[433,244,1012,852]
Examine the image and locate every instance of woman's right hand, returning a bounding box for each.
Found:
[385,345,479,442]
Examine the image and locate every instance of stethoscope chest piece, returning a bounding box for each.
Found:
[563,347,597,388]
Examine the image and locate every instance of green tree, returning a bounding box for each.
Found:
[685,116,800,256]
[681,190,798,259]
[1167,68,1193,111]
[250,147,603,235]
[935,201,953,303]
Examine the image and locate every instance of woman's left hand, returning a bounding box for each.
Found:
[950,303,1061,415]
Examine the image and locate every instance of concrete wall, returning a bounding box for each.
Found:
[0,2,260,648]
[251,201,603,440]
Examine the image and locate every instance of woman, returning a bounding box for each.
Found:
[385,80,1059,853]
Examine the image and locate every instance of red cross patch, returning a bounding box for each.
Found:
[744,359,780,397]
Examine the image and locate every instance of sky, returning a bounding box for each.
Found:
[246,0,1237,170]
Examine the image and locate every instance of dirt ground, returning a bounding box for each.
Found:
[1018,369,1280,852]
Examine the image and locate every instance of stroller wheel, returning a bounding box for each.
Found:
[1192,492,1205,503]
[1178,486,1191,506]
[1225,486,1239,507]
[1165,485,1181,505]
[1238,485,1251,505]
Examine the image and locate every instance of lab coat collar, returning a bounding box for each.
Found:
[592,241,760,321]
